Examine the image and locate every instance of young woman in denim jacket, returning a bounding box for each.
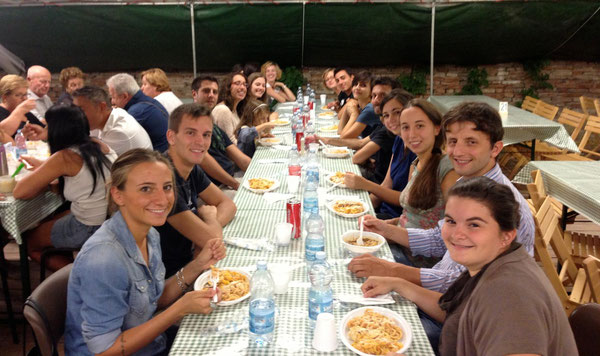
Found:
[65,149,226,355]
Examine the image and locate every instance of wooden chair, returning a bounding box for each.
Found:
[535,108,587,158]
[521,95,540,112]
[582,256,600,303]
[533,99,559,121]
[579,96,598,116]
[498,146,530,180]
[543,115,600,161]
[526,170,563,215]
[595,99,600,119]
[568,233,600,267]
[533,197,592,315]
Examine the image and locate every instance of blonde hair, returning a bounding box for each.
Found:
[0,74,28,97]
[141,68,171,92]
[59,67,84,89]
[108,148,175,214]
[322,68,335,84]
[261,61,282,80]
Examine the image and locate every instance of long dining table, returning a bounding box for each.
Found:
[169,103,435,355]
[429,95,580,160]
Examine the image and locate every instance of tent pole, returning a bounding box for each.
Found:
[190,2,197,78]
[429,0,435,97]
[301,1,305,69]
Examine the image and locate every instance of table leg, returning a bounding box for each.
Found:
[19,239,31,300]
[561,204,568,231]
[530,139,536,161]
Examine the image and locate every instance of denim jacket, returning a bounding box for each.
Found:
[65,211,166,355]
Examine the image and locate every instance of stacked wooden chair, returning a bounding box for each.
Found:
[543,115,600,161]
[579,95,598,116]
[534,108,588,160]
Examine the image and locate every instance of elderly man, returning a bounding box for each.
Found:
[106,73,169,152]
[192,75,250,191]
[26,65,53,121]
[72,86,152,155]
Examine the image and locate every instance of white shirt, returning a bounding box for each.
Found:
[154,91,183,115]
[27,89,53,121]
[93,108,153,156]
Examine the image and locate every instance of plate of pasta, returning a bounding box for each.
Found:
[327,199,368,218]
[340,307,412,355]
[323,147,350,158]
[194,267,251,306]
[318,111,335,118]
[243,177,279,193]
[326,171,347,188]
[271,119,290,126]
[258,137,283,146]
[319,124,339,132]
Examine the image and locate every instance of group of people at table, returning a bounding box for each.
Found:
[0,63,578,355]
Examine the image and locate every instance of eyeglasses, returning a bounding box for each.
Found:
[232,81,248,88]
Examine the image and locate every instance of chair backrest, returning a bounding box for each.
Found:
[569,303,600,356]
[557,108,588,142]
[522,95,540,112]
[23,264,73,356]
[578,115,600,159]
[527,170,547,211]
[595,99,600,119]
[583,256,600,303]
[579,96,598,116]
[533,99,559,121]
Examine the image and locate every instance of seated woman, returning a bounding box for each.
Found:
[0,74,45,140]
[65,148,226,355]
[13,105,116,271]
[141,68,183,115]
[246,72,278,121]
[235,99,276,158]
[361,177,577,355]
[57,67,85,106]
[212,72,247,145]
[343,89,415,219]
[261,61,295,103]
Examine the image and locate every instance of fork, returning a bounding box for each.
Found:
[210,271,219,304]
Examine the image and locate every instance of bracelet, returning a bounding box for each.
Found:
[175,268,189,292]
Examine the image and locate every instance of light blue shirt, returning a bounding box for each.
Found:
[65,211,166,355]
[407,163,535,293]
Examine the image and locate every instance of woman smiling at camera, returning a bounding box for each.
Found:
[65,149,226,356]
[362,177,577,356]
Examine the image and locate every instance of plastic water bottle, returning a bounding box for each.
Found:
[294,115,304,152]
[305,211,324,235]
[305,83,312,97]
[291,112,299,145]
[15,130,27,159]
[249,261,275,346]
[301,104,310,127]
[288,150,301,176]
[305,151,319,183]
[304,120,316,149]
[305,212,325,262]
[308,251,334,327]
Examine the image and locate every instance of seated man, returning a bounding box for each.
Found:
[337,71,379,139]
[348,102,535,350]
[334,67,354,110]
[26,65,53,121]
[192,75,250,190]
[106,73,169,152]
[73,86,152,155]
[156,103,236,277]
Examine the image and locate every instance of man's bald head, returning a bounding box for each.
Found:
[27,65,51,97]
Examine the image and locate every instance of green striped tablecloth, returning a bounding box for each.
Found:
[429,95,579,152]
[170,118,435,355]
[513,161,600,225]
[0,191,64,244]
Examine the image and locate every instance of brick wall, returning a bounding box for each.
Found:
[45,60,600,111]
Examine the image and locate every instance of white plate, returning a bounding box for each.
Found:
[318,111,335,118]
[323,147,350,158]
[193,268,251,306]
[271,119,290,126]
[258,137,283,146]
[326,172,347,188]
[243,177,279,194]
[339,306,412,356]
[327,199,368,218]
[319,125,338,133]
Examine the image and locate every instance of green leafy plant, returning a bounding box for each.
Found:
[516,59,553,107]
[458,67,488,95]
[280,66,306,94]
[398,66,428,96]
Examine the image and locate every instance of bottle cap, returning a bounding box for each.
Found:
[315,251,326,260]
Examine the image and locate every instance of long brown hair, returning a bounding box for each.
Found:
[404,99,445,210]
[234,99,270,138]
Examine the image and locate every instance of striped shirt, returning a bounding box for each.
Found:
[407,163,535,293]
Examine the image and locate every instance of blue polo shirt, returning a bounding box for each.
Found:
[356,103,380,138]
[379,136,416,218]
[124,91,169,152]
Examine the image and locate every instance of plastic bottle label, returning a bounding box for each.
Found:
[308,298,333,320]
[249,300,275,335]
[305,243,323,261]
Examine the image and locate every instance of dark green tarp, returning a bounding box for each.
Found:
[0,2,598,72]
